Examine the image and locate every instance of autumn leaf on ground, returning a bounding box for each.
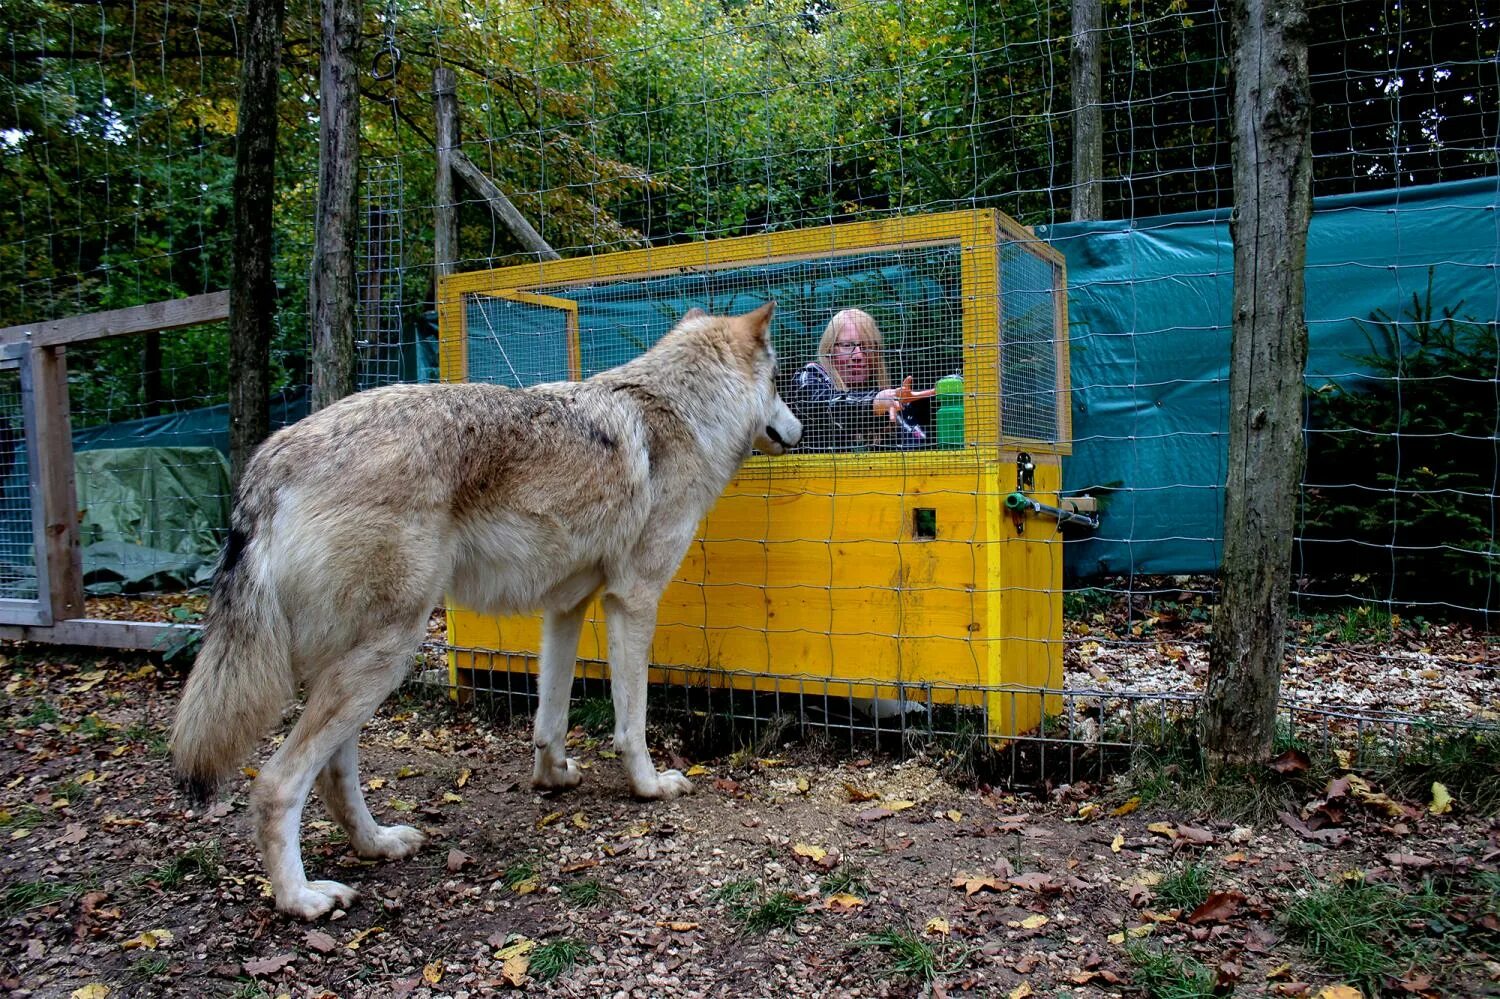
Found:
[1008,914,1048,930]
[494,935,536,960]
[1110,797,1140,817]
[1429,782,1452,814]
[423,960,444,985]
[243,953,295,976]
[792,842,827,864]
[71,986,110,999]
[1280,810,1351,846]
[685,764,711,777]
[1315,987,1363,999]
[1269,748,1311,774]
[1009,872,1060,893]
[121,928,173,950]
[1174,824,1216,846]
[1111,831,1125,854]
[925,917,950,936]
[843,782,879,802]
[1185,890,1246,925]
[454,767,471,788]
[1010,983,1035,999]
[825,893,864,911]
[1147,821,1177,838]
[345,926,383,950]
[446,848,473,872]
[304,930,337,953]
[952,873,1008,895]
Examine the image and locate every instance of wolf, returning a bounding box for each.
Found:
[170,302,801,919]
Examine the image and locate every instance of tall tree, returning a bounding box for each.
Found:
[310,0,361,410]
[1202,0,1313,764]
[228,0,285,488]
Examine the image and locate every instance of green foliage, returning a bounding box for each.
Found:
[569,697,615,735]
[1301,270,1500,616]
[1123,943,1220,999]
[0,879,85,916]
[1154,861,1214,914]
[856,926,969,985]
[528,938,592,982]
[1282,881,1433,989]
[141,842,222,889]
[560,877,610,908]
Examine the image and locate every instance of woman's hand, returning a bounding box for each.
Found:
[874,377,937,422]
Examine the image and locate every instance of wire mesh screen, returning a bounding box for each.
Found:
[0,0,1494,741]
[356,157,406,391]
[1000,241,1064,443]
[0,368,36,602]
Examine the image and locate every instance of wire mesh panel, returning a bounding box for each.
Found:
[0,365,38,604]
[357,156,406,390]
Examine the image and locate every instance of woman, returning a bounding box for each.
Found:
[792,308,932,451]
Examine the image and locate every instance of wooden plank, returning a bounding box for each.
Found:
[0,619,199,652]
[0,292,229,349]
[31,347,84,623]
[450,151,561,262]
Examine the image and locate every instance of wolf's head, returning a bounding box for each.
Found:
[726,302,801,456]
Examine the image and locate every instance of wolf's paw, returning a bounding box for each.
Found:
[354,823,427,861]
[634,768,693,800]
[278,879,358,920]
[532,757,583,792]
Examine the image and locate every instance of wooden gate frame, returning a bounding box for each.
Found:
[0,293,227,650]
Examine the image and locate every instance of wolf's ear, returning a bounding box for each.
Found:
[682,307,708,322]
[740,300,775,345]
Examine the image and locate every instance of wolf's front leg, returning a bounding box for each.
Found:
[603,590,691,800]
[532,604,587,791]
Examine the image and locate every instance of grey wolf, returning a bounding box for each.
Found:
[170,302,801,919]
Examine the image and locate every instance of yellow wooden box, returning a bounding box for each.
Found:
[437,209,1070,738]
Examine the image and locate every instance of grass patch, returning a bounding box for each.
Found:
[0,879,85,916]
[1374,727,1500,815]
[76,714,112,741]
[528,937,591,983]
[20,699,59,727]
[1154,861,1214,913]
[1124,942,1219,999]
[560,877,610,908]
[820,865,870,898]
[857,926,969,985]
[569,698,614,735]
[142,843,222,889]
[1282,879,1451,990]
[0,804,47,829]
[500,859,539,891]
[736,890,806,933]
[127,953,172,980]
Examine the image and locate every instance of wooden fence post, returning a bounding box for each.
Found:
[1071,0,1104,221]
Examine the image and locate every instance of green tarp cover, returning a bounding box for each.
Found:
[75,446,231,592]
[1040,176,1500,577]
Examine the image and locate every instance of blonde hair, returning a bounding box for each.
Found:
[816,308,891,391]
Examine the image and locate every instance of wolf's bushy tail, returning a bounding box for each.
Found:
[170,522,293,804]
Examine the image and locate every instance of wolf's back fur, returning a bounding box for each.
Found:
[167,304,800,919]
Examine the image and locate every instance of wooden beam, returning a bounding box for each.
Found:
[1070,0,1104,221]
[0,292,229,349]
[30,346,84,623]
[0,619,199,652]
[451,151,561,261]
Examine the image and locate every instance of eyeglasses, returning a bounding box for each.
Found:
[833,341,871,356]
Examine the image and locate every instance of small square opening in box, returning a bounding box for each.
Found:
[913,508,937,540]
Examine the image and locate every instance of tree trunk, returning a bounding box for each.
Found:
[1070,0,1103,222]
[309,0,361,411]
[227,0,283,491]
[1202,0,1312,765]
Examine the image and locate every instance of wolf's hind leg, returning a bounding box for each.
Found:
[252,629,417,920]
[531,603,587,791]
[316,736,426,860]
[604,589,691,800]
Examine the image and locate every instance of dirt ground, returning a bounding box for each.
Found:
[0,642,1496,999]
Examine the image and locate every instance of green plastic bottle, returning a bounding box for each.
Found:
[935,374,964,449]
